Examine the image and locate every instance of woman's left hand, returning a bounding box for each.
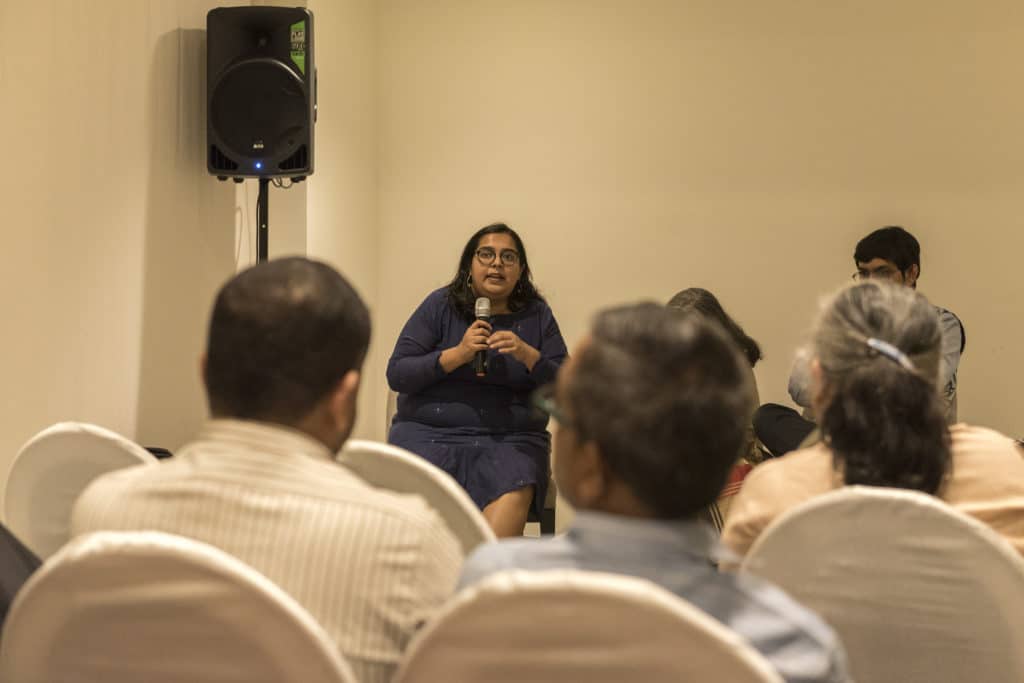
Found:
[488,331,541,371]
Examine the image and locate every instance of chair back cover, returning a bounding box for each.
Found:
[743,486,1024,683]
[393,569,783,683]
[4,422,157,558]
[339,439,495,554]
[0,531,358,683]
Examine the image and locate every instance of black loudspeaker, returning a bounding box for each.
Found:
[207,7,315,180]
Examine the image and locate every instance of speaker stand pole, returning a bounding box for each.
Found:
[257,177,270,262]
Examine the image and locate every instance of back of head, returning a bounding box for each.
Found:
[567,303,753,519]
[854,226,921,274]
[205,257,371,424]
[813,281,950,493]
[667,287,762,367]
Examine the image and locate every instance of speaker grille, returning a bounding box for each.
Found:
[209,145,239,172]
[278,145,308,172]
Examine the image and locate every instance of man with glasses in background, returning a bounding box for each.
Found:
[459,302,851,683]
[755,226,965,456]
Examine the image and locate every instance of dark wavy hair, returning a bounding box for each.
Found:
[445,223,544,321]
[667,288,762,367]
[814,281,951,494]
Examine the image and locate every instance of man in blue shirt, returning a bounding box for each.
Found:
[459,303,850,683]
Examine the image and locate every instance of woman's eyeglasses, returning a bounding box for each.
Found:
[475,248,520,267]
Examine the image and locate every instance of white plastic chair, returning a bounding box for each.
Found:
[742,486,1024,683]
[4,422,158,559]
[393,569,783,683]
[0,530,359,683]
[338,439,495,554]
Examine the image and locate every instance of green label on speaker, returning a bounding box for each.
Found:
[289,20,306,75]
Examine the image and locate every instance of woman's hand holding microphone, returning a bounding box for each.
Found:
[439,321,539,373]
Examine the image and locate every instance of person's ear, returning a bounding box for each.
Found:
[905,263,920,288]
[810,357,829,418]
[327,370,361,431]
[570,441,608,509]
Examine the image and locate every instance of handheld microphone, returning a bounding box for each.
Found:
[474,297,491,377]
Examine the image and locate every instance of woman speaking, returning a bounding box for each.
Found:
[386,224,568,537]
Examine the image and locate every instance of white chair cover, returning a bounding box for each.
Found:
[0,531,358,683]
[4,422,158,559]
[742,486,1024,683]
[393,569,783,683]
[338,439,495,554]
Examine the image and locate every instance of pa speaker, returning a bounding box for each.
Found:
[207,7,315,180]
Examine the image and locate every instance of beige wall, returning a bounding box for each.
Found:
[0,1,230,490]
[0,0,306,500]
[375,0,1024,440]
[306,0,381,440]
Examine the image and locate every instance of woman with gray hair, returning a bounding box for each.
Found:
[722,280,1024,557]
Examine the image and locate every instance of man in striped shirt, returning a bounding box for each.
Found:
[73,258,462,683]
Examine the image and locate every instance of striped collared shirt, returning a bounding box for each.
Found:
[72,419,463,683]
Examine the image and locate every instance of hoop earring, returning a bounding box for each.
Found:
[466,274,473,291]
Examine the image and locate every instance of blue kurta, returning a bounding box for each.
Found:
[386,288,568,515]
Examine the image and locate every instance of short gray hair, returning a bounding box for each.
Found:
[812,280,941,386]
[567,302,754,518]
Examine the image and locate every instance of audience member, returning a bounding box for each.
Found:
[387,223,568,537]
[668,287,763,369]
[756,226,965,455]
[72,257,462,683]
[667,287,764,525]
[460,303,851,683]
[724,280,1024,558]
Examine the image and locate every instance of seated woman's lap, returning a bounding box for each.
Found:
[389,422,548,516]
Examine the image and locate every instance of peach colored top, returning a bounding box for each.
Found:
[722,424,1024,558]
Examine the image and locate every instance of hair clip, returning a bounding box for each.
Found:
[866,337,915,371]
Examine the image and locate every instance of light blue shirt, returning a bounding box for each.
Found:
[459,511,851,683]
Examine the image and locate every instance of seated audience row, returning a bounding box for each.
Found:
[1,219,1015,683]
[53,256,849,683]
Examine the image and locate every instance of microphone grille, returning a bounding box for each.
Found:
[475,297,491,318]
